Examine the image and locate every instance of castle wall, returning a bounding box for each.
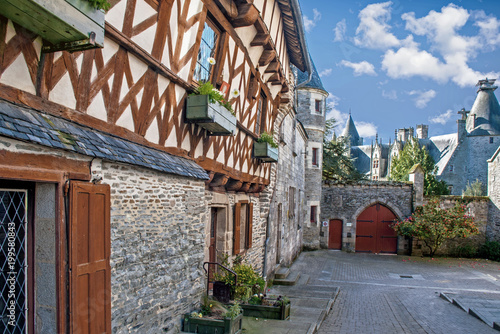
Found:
[488,148,500,241]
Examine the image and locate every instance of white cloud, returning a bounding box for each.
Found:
[319,68,333,77]
[429,109,454,124]
[354,1,400,49]
[475,13,500,48]
[303,8,321,33]
[408,89,436,108]
[339,60,377,76]
[382,90,397,100]
[355,121,378,138]
[334,19,347,42]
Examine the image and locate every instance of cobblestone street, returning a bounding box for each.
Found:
[277,250,500,334]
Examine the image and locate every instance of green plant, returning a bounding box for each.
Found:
[224,303,242,320]
[462,179,486,196]
[200,295,226,317]
[87,0,111,11]
[450,244,478,258]
[274,295,290,307]
[477,240,500,261]
[191,81,235,116]
[257,131,278,148]
[392,199,479,257]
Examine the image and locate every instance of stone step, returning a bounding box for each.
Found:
[273,271,300,286]
[275,266,290,279]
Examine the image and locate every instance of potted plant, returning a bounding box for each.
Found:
[183,296,243,334]
[254,132,279,162]
[241,294,291,320]
[186,81,238,136]
[0,0,108,52]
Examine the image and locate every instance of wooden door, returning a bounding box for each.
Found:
[355,204,397,254]
[328,219,342,249]
[70,182,111,334]
[209,208,217,282]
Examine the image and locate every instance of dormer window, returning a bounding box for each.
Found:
[315,99,322,114]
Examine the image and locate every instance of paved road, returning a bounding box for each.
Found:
[290,250,500,334]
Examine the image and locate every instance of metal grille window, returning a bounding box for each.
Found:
[1,190,27,333]
[193,22,219,82]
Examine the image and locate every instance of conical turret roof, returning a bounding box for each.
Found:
[466,78,500,136]
[341,114,361,146]
[297,56,326,92]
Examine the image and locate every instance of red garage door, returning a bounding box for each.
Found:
[355,203,398,254]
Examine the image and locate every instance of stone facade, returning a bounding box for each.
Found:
[488,147,500,240]
[320,181,413,253]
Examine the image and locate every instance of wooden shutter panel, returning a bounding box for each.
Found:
[70,181,111,334]
[233,203,241,255]
[247,202,253,249]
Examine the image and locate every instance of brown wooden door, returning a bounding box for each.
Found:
[70,182,111,334]
[328,219,343,249]
[356,204,397,253]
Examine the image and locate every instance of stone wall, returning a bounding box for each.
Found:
[488,147,500,241]
[320,181,413,253]
[92,159,207,334]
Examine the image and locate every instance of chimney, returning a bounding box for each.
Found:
[416,124,428,139]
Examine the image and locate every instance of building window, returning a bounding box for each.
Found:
[312,147,318,166]
[289,187,295,219]
[373,160,379,169]
[449,165,454,172]
[193,21,219,82]
[490,137,494,144]
[448,185,453,193]
[255,92,267,134]
[310,206,317,223]
[372,175,379,180]
[233,201,253,254]
[315,99,322,113]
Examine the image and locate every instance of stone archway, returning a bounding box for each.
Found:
[355,203,398,254]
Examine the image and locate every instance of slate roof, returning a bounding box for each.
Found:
[297,57,326,92]
[420,133,458,176]
[351,145,372,174]
[341,115,361,147]
[466,79,500,136]
[0,100,209,180]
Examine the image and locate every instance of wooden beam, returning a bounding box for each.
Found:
[264,61,279,74]
[259,49,276,67]
[214,0,238,19]
[232,3,260,27]
[250,33,270,47]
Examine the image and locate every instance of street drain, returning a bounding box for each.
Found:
[400,275,413,279]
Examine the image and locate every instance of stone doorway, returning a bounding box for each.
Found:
[355,203,398,254]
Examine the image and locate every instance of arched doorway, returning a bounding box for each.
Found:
[355,203,398,254]
[328,219,342,250]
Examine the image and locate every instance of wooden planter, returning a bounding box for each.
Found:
[253,142,278,162]
[0,0,105,52]
[183,312,243,334]
[186,95,237,136]
[241,301,291,320]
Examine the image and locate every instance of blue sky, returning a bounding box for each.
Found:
[299,0,500,144]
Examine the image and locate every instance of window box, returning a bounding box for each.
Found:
[186,95,237,136]
[240,301,291,320]
[183,312,243,334]
[253,142,278,162]
[0,0,105,52]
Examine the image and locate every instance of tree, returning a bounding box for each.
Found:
[392,199,479,256]
[462,179,486,196]
[322,118,365,181]
[390,137,449,195]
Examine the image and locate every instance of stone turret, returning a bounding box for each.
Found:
[467,78,500,136]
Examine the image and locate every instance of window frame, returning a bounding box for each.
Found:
[310,205,317,223]
[192,17,224,84]
[312,147,319,166]
[315,99,322,114]
[233,201,253,255]
[255,92,267,135]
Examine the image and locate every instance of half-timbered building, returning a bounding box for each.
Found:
[0,0,311,332]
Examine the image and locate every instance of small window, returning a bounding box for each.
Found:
[194,20,219,82]
[289,187,295,219]
[310,206,317,223]
[255,92,267,134]
[448,185,453,193]
[315,99,321,113]
[233,201,253,254]
[449,165,454,172]
[373,175,379,180]
[373,160,379,169]
[490,137,494,144]
[312,147,318,166]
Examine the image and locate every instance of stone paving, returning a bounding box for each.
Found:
[268,250,500,334]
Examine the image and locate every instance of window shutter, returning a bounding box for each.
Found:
[70,181,111,334]
[233,203,241,255]
[247,203,253,248]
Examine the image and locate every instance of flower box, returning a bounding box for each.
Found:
[183,312,243,334]
[253,142,278,162]
[0,0,105,52]
[241,301,291,320]
[186,95,237,136]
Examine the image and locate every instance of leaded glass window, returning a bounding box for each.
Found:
[194,22,219,82]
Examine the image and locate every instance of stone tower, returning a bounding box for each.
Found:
[296,59,328,249]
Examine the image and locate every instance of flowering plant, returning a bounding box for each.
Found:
[392,199,479,256]
[191,81,237,116]
[257,131,278,148]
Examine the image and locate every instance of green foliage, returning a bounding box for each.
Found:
[322,118,365,181]
[192,81,235,115]
[392,199,479,257]
[449,244,479,258]
[213,254,265,302]
[389,137,449,195]
[87,0,111,11]
[257,131,278,148]
[462,179,486,196]
[274,295,290,307]
[477,240,500,261]
[200,295,226,316]
[224,303,242,320]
